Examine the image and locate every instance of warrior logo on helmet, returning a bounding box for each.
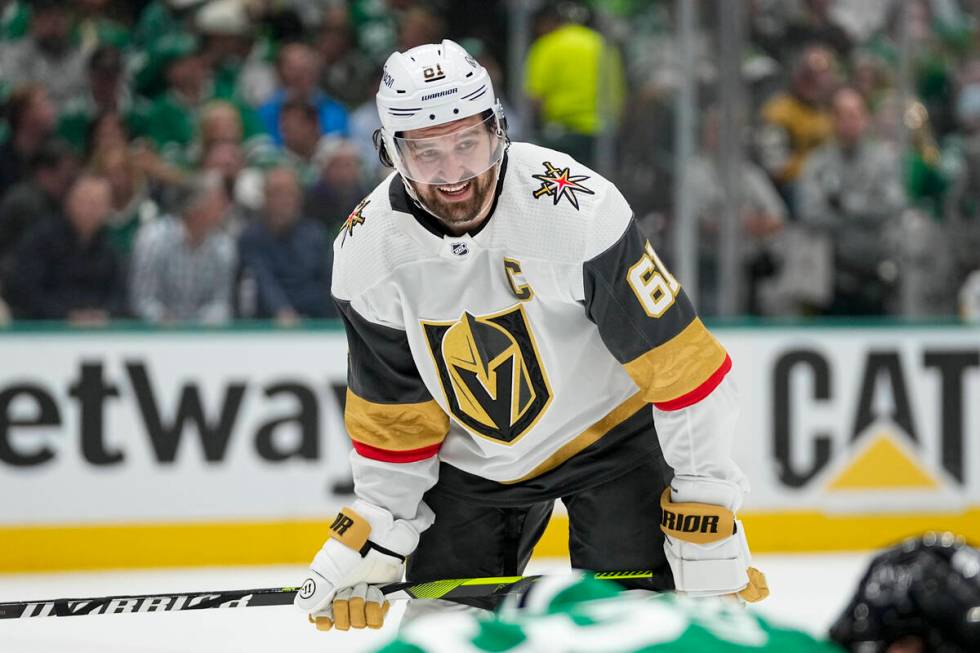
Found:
[421,305,552,444]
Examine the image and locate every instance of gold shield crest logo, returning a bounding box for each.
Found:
[421,304,552,444]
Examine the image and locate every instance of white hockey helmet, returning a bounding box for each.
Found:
[376,39,507,186]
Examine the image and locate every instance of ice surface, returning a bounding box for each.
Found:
[0,553,874,653]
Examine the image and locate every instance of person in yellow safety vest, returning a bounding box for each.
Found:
[523,3,625,168]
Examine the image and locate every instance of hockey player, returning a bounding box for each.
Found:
[368,533,980,653]
[295,39,767,632]
[829,531,980,653]
[373,575,837,653]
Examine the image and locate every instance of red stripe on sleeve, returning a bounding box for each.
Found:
[652,354,732,412]
[351,440,442,463]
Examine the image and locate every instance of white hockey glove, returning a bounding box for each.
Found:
[295,501,431,631]
[661,475,769,603]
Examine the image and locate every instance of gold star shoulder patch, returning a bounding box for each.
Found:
[341,198,370,246]
[531,161,595,210]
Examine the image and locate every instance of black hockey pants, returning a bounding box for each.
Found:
[405,458,675,610]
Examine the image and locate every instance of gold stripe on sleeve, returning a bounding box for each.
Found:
[345,389,449,451]
[502,391,649,484]
[622,318,728,404]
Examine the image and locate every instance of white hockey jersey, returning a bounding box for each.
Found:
[331,142,746,527]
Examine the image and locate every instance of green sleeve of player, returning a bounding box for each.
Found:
[373,577,844,653]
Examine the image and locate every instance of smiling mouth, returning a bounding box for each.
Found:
[437,181,471,196]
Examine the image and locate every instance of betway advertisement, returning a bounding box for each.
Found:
[0,324,977,562]
[0,330,353,524]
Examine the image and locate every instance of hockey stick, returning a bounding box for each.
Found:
[0,570,653,619]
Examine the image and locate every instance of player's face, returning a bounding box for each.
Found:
[397,114,504,232]
[412,160,499,233]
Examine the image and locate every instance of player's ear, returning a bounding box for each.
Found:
[373,128,394,168]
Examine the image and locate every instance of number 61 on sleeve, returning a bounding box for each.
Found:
[627,241,681,318]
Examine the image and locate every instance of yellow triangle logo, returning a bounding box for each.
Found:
[827,433,939,490]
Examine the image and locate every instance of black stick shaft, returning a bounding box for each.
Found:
[0,570,653,619]
[0,587,295,619]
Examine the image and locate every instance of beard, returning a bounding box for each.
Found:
[414,166,498,231]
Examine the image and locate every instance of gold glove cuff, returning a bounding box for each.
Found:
[327,507,372,552]
[659,488,735,545]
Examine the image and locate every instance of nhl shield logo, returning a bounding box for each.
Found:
[450,242,469,256]
[421,304,552,444]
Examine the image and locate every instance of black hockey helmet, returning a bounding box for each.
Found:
[829,531,980,653]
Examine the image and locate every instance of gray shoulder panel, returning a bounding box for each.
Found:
[335,297,433,404]
[582,217,697,363]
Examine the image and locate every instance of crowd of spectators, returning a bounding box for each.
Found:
[0,0,979,325]
[0,0,457,326]
[604,0,980,318]
[0,0,518,326]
